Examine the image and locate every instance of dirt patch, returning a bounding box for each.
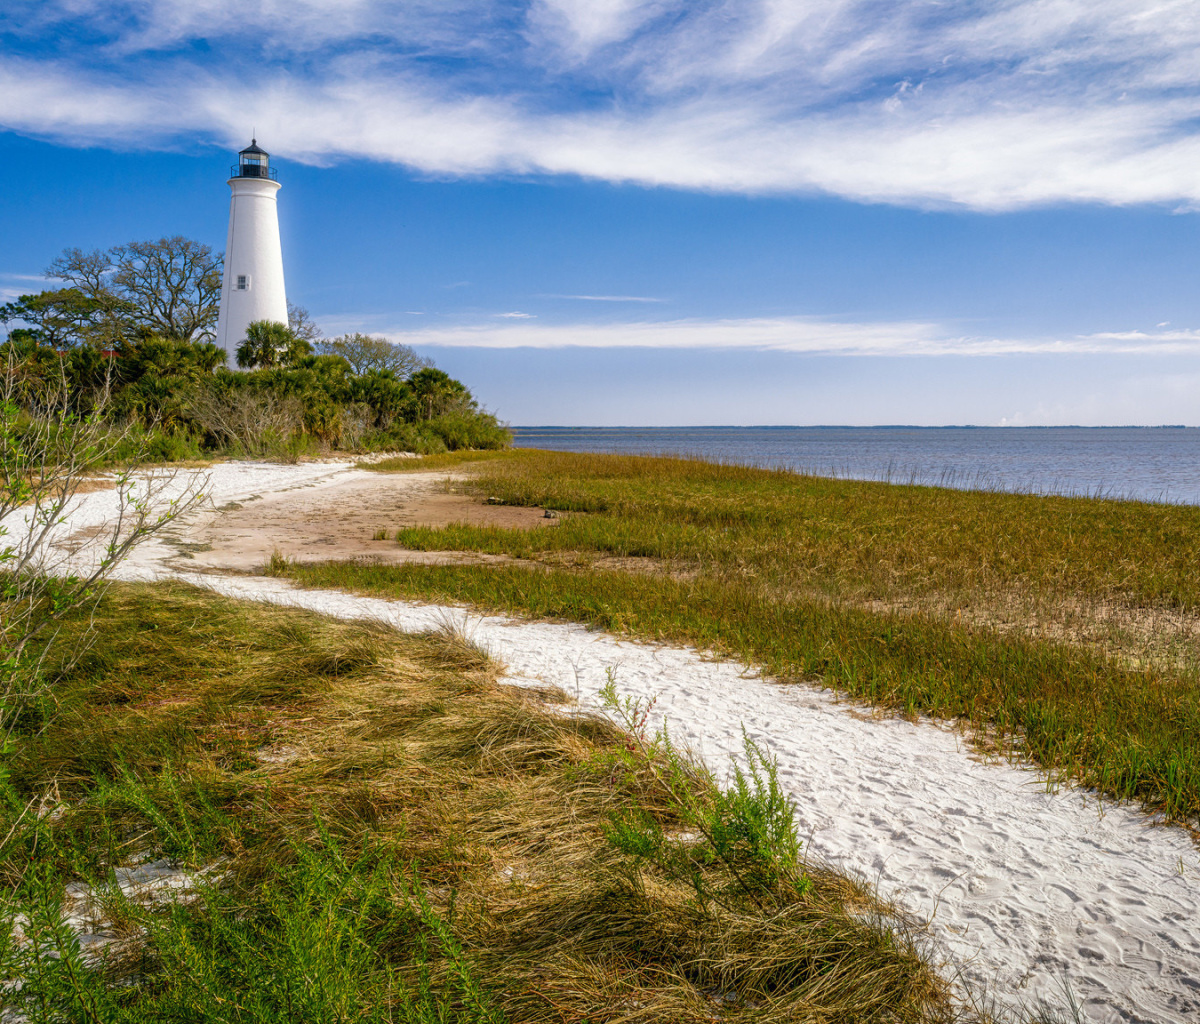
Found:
[71,477,120,496]
[536,549,697,579]
[389,491,555,531]
[23,476,118,499]
[163,470,558,574]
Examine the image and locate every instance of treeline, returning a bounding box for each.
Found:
[0,236,510,461]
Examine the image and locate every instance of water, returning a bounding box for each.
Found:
[511,426,1200,505]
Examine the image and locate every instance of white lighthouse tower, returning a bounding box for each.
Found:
[215,140,288,363]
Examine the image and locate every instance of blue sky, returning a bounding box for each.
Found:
[3,0,1200,425]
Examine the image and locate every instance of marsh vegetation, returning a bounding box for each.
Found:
[283,449,1200,827]
[0,584,987,1023]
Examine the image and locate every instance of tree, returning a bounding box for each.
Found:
[0,289,118,350]
[236,320,311,370]
[112,335,227,427]
[287,302,323,344]
[409,367,471,420]
[45,236,223,342]
[315,333,430,377]
[346,370,415,428]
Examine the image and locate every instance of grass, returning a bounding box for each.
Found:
[387,450,1200,616]
[363,450,513,474]
[0,582,998,1023]
[283,449,1200,827]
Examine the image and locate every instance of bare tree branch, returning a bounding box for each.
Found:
[44,237,223,343]
[287,302,323,343]
[1,349,208,740]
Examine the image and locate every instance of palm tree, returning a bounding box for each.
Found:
[235,320,310,369]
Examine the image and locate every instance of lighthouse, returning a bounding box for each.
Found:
[215,140,288,363]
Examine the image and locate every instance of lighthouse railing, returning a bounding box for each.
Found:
[230,164,279,180]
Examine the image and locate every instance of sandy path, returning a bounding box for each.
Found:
[151,461,552,574]
[27,460,1200,1023]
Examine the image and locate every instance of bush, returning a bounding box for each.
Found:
[105,423,205,464]
[187,383,306,458]
[362,423,447,455]
[424,411,511,451]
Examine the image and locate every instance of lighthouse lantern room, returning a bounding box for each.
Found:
[215,139,288,363]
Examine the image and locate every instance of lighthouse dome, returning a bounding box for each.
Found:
[233,139,276,180]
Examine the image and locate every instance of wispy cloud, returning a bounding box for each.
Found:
[6,1,1200,208]
[496,311,536,318]
[0,271,52,303]
[546,294,666,303]
[376,316,1200,357]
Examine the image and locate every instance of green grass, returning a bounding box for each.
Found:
[0,582,993,1023]
[415,449,1200,613]
[362,450,513,474]
[280,449,1200,826]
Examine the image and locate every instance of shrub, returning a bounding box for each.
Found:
[425,411,511,451]
[187,383,305,458]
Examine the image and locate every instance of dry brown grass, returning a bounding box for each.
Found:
[0,581,1002,1022]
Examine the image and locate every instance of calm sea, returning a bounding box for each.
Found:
[511,426,1200,505]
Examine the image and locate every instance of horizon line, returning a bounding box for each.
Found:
[509,424,1196,430]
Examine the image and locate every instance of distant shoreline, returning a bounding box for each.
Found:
[508,424,1200,505]
[513,423,1195,430]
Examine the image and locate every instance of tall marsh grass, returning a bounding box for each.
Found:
[430,449,1200,610]
[290,450,1200,826]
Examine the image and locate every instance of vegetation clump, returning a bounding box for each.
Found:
[0,584,977,1023]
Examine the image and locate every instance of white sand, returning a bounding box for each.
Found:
[60,859,220,954]
[22,460,1200,1022]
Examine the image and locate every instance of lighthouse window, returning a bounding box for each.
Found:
[236,275,250,291]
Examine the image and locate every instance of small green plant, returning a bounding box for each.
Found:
[372,528,388,541]
[263,549,291,576]
[0,831,506,1024]
[600,674,811,910]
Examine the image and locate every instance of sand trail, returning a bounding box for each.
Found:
[30,460,1200,1023]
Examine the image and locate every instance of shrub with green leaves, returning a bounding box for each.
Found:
[600,677,811,910]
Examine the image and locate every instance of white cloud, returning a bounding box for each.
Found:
[546,294,665,302]
[0,272,53,304]
[496,311,536,318]
[527,0,670,60]
[7,1,1200,208]
[371,316,1200,356]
